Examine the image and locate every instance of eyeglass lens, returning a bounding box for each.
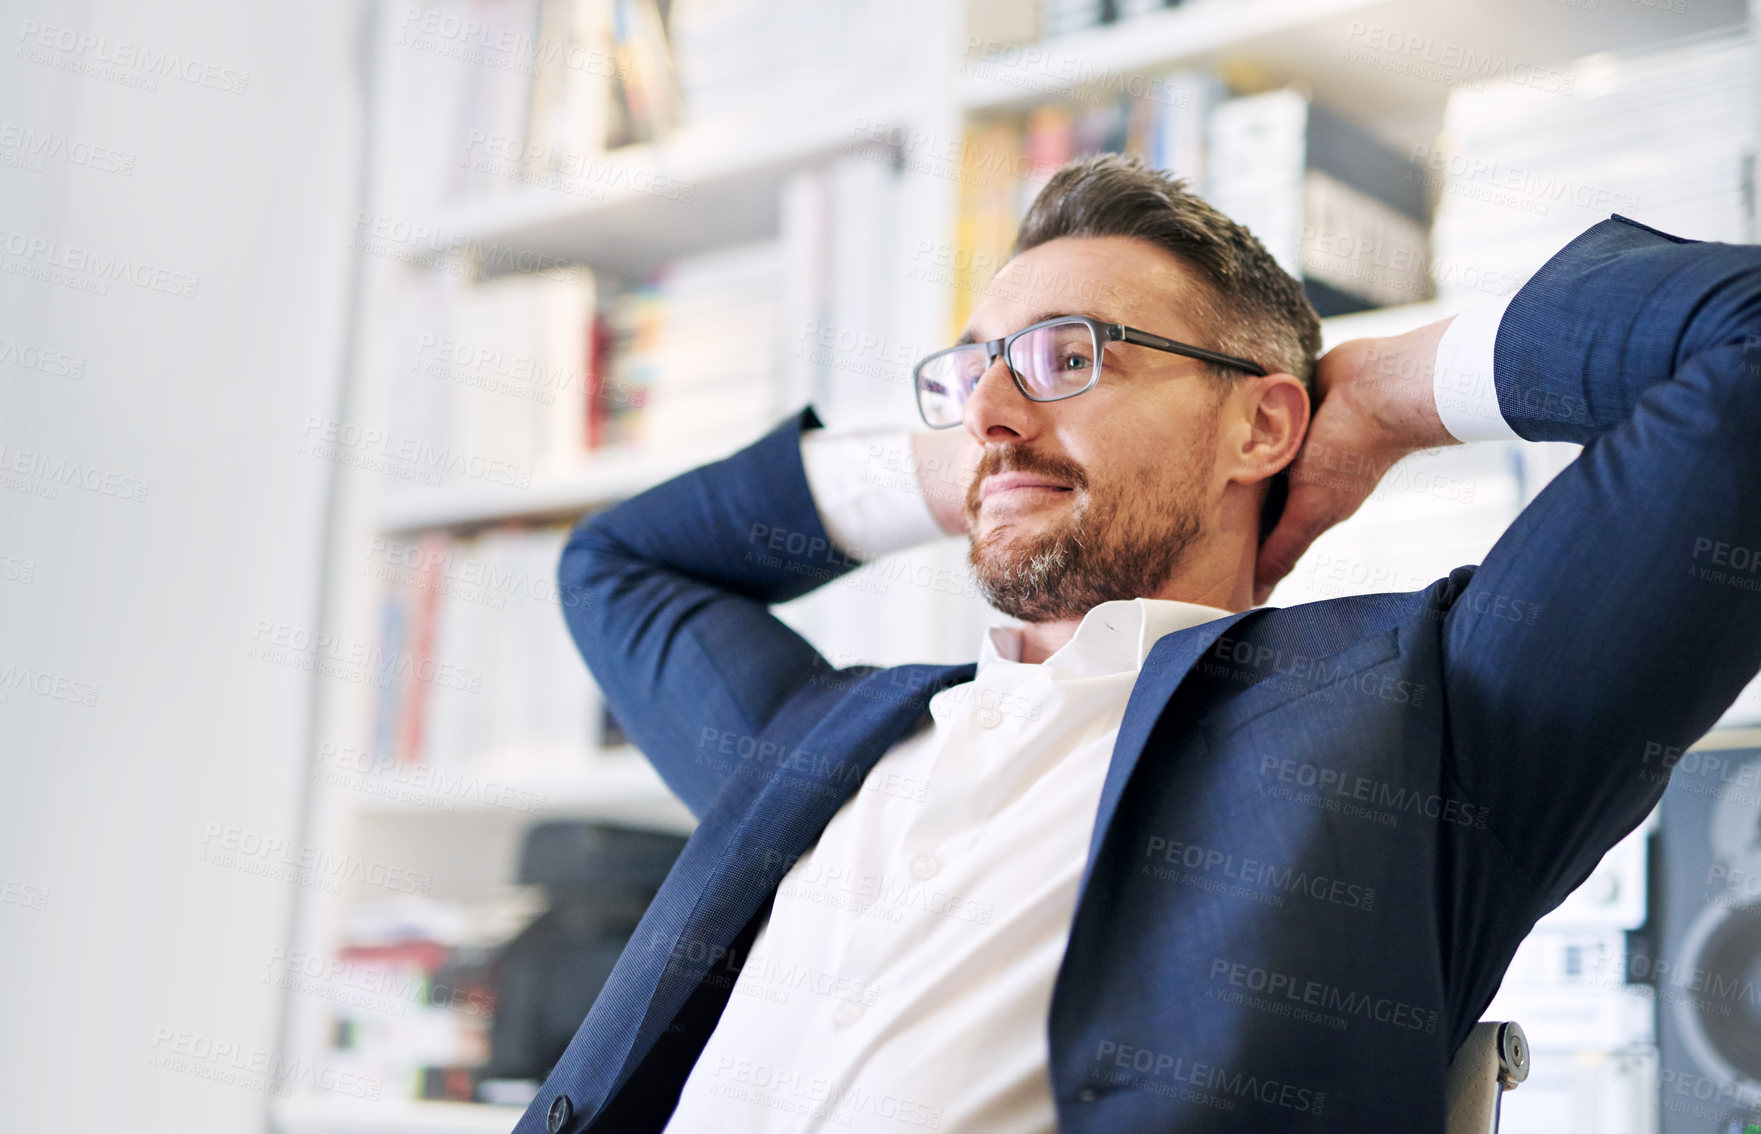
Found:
[915,320,1098,427]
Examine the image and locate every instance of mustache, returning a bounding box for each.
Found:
[965,444,1089,514]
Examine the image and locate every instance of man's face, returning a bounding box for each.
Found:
[955,235,1238,622]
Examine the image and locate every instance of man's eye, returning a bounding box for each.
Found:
[1062,353,1091,371]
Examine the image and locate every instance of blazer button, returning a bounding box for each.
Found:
[1076,1087,1098,1103]
[547,1094,574,1133]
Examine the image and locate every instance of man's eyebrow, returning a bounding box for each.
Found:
[954,310,1122,346]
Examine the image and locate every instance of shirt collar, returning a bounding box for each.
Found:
[978,597,1235,679]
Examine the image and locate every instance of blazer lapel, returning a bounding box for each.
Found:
[1081,609,1262,889]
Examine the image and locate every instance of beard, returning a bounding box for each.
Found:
[963,440,1213,623]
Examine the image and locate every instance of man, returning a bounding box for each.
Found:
[520,153,1761,1132]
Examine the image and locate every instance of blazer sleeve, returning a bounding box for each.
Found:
[1442,214,1761,905]
[557,404,867,817]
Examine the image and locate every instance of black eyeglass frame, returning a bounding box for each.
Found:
[912,314,1268,429]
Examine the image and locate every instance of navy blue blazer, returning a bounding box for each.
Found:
[520,216,1761,1132]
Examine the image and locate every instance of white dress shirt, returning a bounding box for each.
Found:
[661,300,1507,1133]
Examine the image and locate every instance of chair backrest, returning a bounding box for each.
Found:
[1445,1021,1531,1134]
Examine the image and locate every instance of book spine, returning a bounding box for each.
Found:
[397,532,448,765]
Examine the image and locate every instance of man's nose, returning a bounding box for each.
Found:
[962,353,1044,445]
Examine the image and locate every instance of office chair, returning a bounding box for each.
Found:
[1445,1021,1531,1134]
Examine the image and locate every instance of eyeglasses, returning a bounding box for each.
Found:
[912,314,1267,429]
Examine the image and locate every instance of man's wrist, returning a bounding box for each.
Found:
[911,429,977,537]
[1348,318,1461,454]
[800,426,947,560]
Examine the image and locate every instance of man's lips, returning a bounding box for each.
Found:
[979,472,1073,501]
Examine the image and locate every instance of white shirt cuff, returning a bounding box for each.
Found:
[799,428,946,562]
[1433,295,1519,443]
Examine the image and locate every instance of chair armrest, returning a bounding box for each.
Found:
[1445,1021,1531,1134]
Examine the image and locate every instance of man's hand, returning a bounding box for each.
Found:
[1252,318,1463,605]
[911,427,982,537]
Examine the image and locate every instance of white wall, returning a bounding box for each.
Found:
[0,2,361,1131]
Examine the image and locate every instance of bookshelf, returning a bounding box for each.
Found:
[438,86,926,278]
[272,0,1758,1130]
[378,439,735,531]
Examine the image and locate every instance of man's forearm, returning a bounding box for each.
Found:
[1334,316,1461,455]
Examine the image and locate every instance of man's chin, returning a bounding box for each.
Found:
[969,522,1064,574]
[968,520,1043,558]
[968,498,1068,538]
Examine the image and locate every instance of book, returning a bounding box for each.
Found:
[1041,0,1104,39]
[397,532,449,766]
[603,0,680,148]
[950,118,1028,343]
[523,0,618,182]
[666,0,904,130]
[1151,69,1223,191]
[387,267,598,484]
[452,0,543,200]
[941,73,1225,339]
[376,524,605,776]
[599,238,784,449]
[965,0,1039,48]
[1208,88,1434,317]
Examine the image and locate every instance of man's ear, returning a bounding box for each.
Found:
[1232,372,1309,487]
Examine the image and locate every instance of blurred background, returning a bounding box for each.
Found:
[3,1,1761,1131]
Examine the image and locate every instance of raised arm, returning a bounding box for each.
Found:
[557,406,955,816]
[559,406,859,815]
[1442,217,1761,899]
[1261,214,1761,902]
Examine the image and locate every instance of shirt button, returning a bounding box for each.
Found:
[976,706,1003,728]
[834,1001,865,1027]
[911,855,940,881]
[1076,1087,1098,1103]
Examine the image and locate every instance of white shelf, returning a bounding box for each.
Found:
[960,0,1381,111]
[378,439,738,532]
[964,0,1747,141]
[272,1097,519,1134]
[343,748,696,832]
[433,86,919,278]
